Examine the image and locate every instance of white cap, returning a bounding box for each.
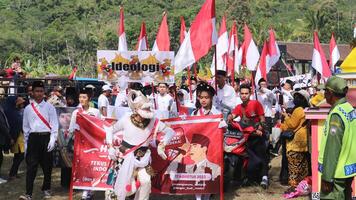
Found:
[102,85,112,91]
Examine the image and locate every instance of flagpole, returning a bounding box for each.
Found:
[187,66,193,101]
[231,48,236,87]
[193,63,198,78]
[173,83,179,113]
[151,83,157,109]
[214,46,218,94]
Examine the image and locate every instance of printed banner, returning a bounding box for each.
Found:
[54,107,76,168]
[71,113,223,195]
[71,113,116,191]
[97,50,175,83]
[151,115,224,195]
[280,73,312,88]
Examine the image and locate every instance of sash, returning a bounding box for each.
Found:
[31,103,52,130]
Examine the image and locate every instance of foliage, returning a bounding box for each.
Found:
[0,0,355,77]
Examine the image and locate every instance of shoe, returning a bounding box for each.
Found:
[0,177,7,184]
[19,194,32,200]
[260,177,269,189]
[43,190,51,199]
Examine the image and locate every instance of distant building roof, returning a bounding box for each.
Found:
[278,41,352,61]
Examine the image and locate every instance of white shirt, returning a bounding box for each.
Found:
[112,113,172,146]
[215,84,237,111]
[282,89,295,109]
[156,93,173,111]
[114,91,127,107]
[191,106,221,116]
[256,88,275,118]
[98,94,110,117]
[69,106,101,133]
[23,100,59,143]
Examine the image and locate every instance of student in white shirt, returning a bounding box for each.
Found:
[68,88,100,200]
[98,85,112,118]
[155,83,173,119]
[215,70,237,113]
[20,81,59,200]
[256,78,276,134]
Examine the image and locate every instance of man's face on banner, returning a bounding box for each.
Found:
[59,112,71,129]
[189,143,207,163]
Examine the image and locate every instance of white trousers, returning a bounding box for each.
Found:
[134,168,151,200]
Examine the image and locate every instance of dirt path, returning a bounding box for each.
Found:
[0,154,307,200]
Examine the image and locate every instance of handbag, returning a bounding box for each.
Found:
[280,119,309,140]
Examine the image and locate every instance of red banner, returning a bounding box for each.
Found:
[71,113,116,191]
[71,113,224,198]
[151,115,224,195]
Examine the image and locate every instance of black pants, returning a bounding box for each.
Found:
[9,152,24,177]
[60,167,71,188]
[279,138,289,184]
[0,146,3,172]
[246,135,269,182]
[26,133,53,196]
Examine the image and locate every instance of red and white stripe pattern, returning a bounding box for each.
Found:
[226,21,240,75]
[312,31,331,78]
[152,12,170,51]
[136,22,149,51]
[255,41,268,86]
[329,33,340,72]
[241,24,260,71]
[117,6,128,51]
[179,16,187,45]
[174,0,217,74]
[211,15,229,73]
[267,28,280,72]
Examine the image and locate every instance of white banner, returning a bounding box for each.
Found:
[280,73,312,89]
[97,50,175,83]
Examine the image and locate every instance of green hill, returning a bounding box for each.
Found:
[0,0,355,77]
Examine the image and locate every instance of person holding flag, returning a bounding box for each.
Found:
[68,87,101,200]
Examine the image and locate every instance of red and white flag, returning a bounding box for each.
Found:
[180,16,187,44]
[136,22,149,51]
[226,21,241,75]
[255,41,268,86]
[329,33,340,72]
[267,28,280,72]
[117,6,128,51]
[152,12,170,51]
[241,24,260,71]
[68,66,77,80]
[312,31,331,78]
[211,15,229,74]
[174,0,217,74]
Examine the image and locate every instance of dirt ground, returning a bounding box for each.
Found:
[0,154,308,200]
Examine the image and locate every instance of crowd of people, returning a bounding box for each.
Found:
[0,67,354,200]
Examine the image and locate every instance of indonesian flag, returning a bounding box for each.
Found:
[180,16,187,44]
[329,33,340,72]
[312,31,331,78]
[255,41,268,87]
[226,21,241,75]
[174,0,217,74]
[136,22,149,51]
[211,15,229,74]
[117,6,128,51]
[241,24,260,71]
[69,66,77,80]
[152,12,170,51]
[267,28,280,72]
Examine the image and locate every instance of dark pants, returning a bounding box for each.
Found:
[246,135,269,182]
[320,178,353,200]
[0,146,3,172]
[26,133,53,196]
[9,152,24,177]
[279,138,289,184]
[60,167,71,188]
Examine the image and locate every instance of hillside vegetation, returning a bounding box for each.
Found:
[0,0,355,77]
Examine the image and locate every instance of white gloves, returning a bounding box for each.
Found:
[47,135,56,152]
[157,142,167,160]
[108,146,117,160]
